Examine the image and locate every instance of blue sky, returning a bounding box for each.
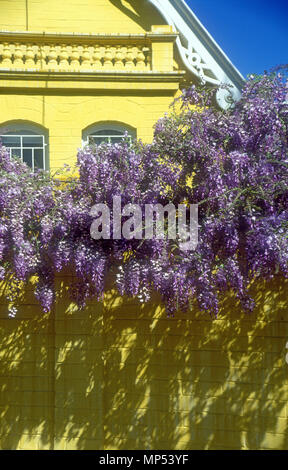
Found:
[185,0,288,78]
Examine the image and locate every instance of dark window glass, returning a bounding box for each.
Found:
[34,149,44,169]
[23,149,33,167]
[11,148,22,159]
[1,136,21,147]
[111,137,125,144]
[94,129,123,136]
[23,136,43,148]
[88,129,131,146]
[89,136,109,145]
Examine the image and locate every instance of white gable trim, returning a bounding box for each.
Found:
[148,0,245,108]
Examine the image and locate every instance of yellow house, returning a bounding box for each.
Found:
[1,0,288,452]
[0,0,244,171]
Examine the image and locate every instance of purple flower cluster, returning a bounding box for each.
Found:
[0,69,287,315]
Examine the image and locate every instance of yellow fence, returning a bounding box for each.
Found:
[0,275,288,450]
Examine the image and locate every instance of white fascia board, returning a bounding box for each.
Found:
[148,0,245,108]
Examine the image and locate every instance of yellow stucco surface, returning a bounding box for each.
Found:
[0,276,288,450]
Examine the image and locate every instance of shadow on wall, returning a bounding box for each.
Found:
[0,275,288,450]
[109,0,166,31]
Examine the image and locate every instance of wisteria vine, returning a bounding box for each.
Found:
[0,69,287,316]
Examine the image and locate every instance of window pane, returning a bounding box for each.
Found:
[89,136,109,145]
[1,136,21,147]
[11,148,22,159]
[23,149,33,168]
[93,129,123,136]
[111,137,125,144]
[1,131,46,171]
[23,136,43,148]
[34,149,44,169]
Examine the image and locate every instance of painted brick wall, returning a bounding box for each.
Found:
[0,275,288,450]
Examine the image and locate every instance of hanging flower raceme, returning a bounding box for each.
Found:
[0,67,287,316]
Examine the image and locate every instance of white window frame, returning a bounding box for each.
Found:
[82,123,136,148]
[0,122,49,171]
[0,134,47,171]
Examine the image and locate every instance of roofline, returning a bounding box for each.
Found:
[173,0,245,89]
[148,0,246,107]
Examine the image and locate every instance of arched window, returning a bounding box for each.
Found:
[82,122,136,147]
[0,121,49,170]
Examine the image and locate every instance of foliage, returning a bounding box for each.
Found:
[0,69,287,316]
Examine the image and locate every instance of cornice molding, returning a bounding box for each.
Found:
[0,30,177,44]
[0,69,184,80]
[0,69,185,92]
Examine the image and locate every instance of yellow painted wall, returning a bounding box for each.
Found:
[0,0,183,169]
[0,275,288,450]
[0,0,166,33]
[0,91,178,169]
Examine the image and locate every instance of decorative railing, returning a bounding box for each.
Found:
[0,42,150,72]
[0,28,178,73]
